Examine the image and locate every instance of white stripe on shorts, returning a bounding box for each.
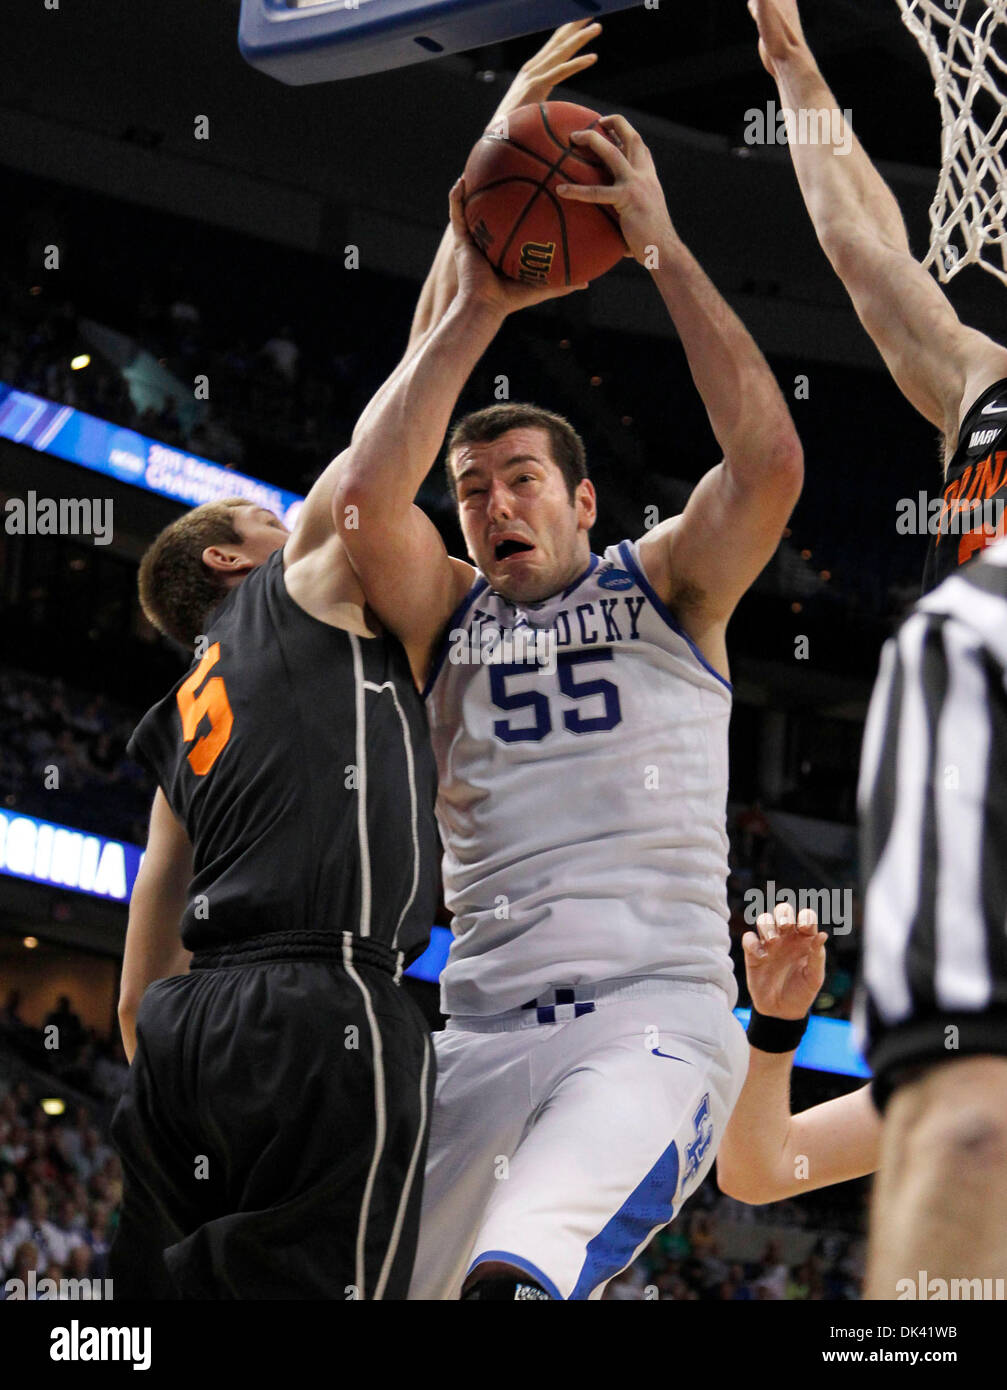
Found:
[343,934,386,1299]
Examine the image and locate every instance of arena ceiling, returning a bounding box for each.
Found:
[7,0,946,172]
[494,0,944,170]
[1,0,998,346]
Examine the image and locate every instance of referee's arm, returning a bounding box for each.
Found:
[857,596,1007,1091]
[118,788,193,1063]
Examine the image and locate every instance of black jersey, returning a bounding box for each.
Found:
[922,377,1007,594]
[128,548,439,961]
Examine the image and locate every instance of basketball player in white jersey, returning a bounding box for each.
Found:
[332,43,803,1298]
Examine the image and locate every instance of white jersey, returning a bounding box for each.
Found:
[425,539,737,1017]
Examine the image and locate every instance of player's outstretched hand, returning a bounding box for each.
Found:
[742,902,827,1022]
[556,114,674,265]
[748,0,808,78]
[449,179,587,316]
[493,19,602,121]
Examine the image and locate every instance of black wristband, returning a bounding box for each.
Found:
[746,1007,809,1053]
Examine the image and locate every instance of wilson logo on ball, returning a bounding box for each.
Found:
[462,100,626,287]
[518,241,557,284]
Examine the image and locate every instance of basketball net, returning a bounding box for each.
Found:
[897,0,1007,285]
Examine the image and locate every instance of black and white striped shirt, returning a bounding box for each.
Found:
[856,537,1007,1070]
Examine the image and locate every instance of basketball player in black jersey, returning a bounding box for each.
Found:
[110,480,443,1299]
[748,0,1007,1300]
[751,0,1007,594]
[110,20,605,1302]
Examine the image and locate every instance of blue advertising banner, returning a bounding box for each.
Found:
[0,810,143,904]
[0,382,304,526]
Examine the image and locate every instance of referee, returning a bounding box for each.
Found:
[856,536,1007,1298]
[109,474,439,1299]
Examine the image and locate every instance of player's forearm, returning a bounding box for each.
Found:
[770,48,910,260]
[407,224,458,355]
[716,1047,802,1203]
[337,295,503,520]
[118,943,190,1064]
[118,884,190,1062]
[648,232,801,481]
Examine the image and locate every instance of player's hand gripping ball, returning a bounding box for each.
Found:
[462,101,627,288]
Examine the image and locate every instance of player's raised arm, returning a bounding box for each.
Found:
[749,0,1007,446]
[333,184,586,673]
[716,904,880,1204]
[407,18,603,354]
[559,115,802,632]
[118,789,193,1063]
[289,24,604,569]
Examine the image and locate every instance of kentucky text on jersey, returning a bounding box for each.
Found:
[425,542,738,1018]
[468,593,647,647]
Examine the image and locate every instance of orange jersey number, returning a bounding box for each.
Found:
[176,642,233,775]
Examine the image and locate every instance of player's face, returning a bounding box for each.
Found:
[232,505,290,566]
[452,427,595,603]
[202,505,289,584]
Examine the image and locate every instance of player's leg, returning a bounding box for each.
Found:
[408,1024,534,1300]
[108,1039,195,1299]
[866,1055,1007,1299]
[113,959,430,1299]
[355,969,437,1301]
[108,977,221,1299]
[465,986,749,1301]
[172,960,435,1300]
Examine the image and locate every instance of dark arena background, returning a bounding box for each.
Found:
[0,0,999,1357]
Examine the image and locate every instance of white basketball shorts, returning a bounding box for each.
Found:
[407,977,748,1301]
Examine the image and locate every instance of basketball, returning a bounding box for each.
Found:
[462,101,627,288]
[14,0,1007,1335]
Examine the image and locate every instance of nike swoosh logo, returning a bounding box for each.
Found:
[981,403,1007,415]
[651,1048,691,1063]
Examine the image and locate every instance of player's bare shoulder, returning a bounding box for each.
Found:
[283,532,379,637]
[635,516,730,680]
[636,515,705,613]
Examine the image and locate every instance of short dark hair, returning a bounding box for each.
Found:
[445,403,588,503]
[137,498,247,649]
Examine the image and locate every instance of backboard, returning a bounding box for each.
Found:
[239,0,645,86]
